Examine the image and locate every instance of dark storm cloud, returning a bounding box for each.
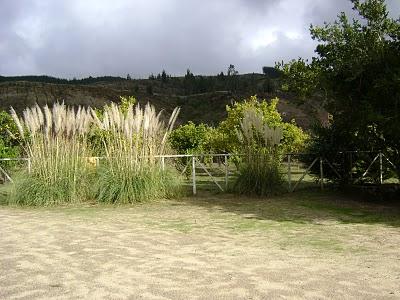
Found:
[0,0,399,78]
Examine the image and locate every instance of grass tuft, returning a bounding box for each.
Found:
[234,148,285,196]
[95,166,182,204]
[234,108,285,196]
[8,103,94,205]
[92,102,183,203]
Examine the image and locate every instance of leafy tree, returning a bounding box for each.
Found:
[185,69,194,79]
[169,121,211,154]
[226,64,239,91]
[183,69,196,94]
[217,96,308,154]
[0,111,21,158]
[119,96,137,114]
[161,70,168,83]
[277,0,400,180]
[276,58,319,100]
[262,66,281,78]
[227,64,238,76]
[168,122,214,175]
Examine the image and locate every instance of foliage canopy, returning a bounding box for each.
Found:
[277,0,400,179]
[218,96,308,154]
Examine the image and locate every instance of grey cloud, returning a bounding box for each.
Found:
[0,0,399,78]
[387,0,400,17]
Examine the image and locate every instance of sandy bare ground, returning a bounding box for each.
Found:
[1,191,400,299]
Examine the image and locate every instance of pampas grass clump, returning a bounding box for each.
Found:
[9,103,94,205]
[234,108,285,196]
[92,102,182,203]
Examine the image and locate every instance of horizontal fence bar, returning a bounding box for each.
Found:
[154,154,237,158]
[1,151,389,161]
[0,158,29,161]
[337,150,385,154]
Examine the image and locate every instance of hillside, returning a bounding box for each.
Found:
[0,73,327,128]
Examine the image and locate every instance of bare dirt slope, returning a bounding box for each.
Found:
[1,192,399,299]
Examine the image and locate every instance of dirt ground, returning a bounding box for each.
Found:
[1,191,400,299]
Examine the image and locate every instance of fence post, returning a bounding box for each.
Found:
[192,156,197,195]
[349,152,353,181]
[161,156,165,171]
[224,155,229,191]
[320,157,324,190]
[379,152,383,185]
[27,158,31,174]
[287,154,292,192]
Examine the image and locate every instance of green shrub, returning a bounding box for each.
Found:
[169,121,210,154]
[0,110,21,158]
[217,95,308,154]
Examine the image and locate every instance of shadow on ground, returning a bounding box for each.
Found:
[182,189,400,227]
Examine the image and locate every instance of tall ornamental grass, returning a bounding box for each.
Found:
[9,103,94,205]
[234,108,285,196]
[92,102,181,203]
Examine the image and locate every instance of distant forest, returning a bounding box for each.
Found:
[0,66,282,97]
[0,75,127,85]
[0,66,280,85]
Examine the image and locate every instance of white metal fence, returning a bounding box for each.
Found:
[0,151,398,195]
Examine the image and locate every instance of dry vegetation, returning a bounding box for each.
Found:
[6,102,182,205]
[92,102,182,203]
[235,108,285,195]
[9,103,94,205]
[0,79,326,127]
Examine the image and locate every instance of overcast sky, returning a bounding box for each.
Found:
[1,0,399,78]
